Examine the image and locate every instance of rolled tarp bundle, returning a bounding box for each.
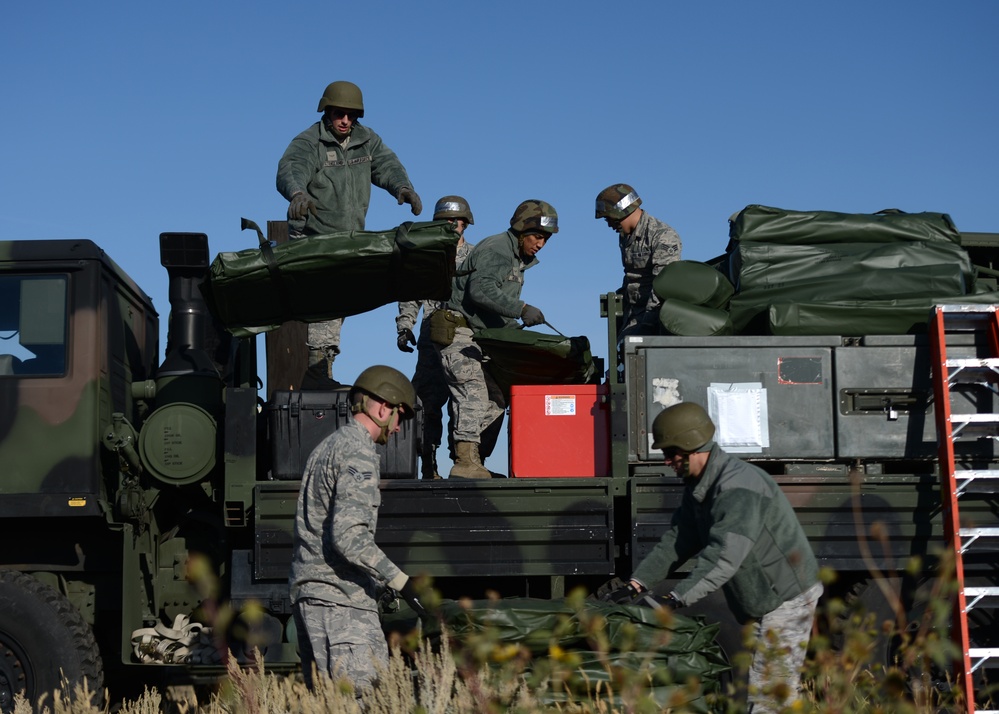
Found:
[429,597,730,711]
[660,300,734,336]
[652,260,735,309]
[720,205,978,335]
[653,260,735,336]
[474,327,598,399]
[201,220,459,333]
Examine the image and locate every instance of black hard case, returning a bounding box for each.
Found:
[268,389,420,480]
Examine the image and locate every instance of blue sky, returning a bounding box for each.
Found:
[3,1,997,474]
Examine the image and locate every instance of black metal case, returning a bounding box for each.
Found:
[267,389,419,480]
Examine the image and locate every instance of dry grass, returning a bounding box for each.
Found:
[11,574,996,714]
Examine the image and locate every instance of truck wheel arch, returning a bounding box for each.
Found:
[0,570,104,712]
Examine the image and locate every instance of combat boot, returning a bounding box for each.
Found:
[300,349,343,390]
[450,442,491,479]
[421,444,441,480]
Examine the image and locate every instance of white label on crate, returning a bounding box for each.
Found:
[545,395,577,416]
[707,382,770,453]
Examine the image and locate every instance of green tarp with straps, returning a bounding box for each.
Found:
[390,597,730,712]
[200,220,459,334]
[718,205,986,335]
[473,327,600,399]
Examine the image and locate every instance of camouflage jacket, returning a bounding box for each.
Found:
[631,444,818,621]
[450,230,538,332]
[276,121,414,235]
[289,419,405,610]
[396,238,474,332]
[619,211,681,319]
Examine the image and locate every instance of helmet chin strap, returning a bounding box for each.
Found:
[358,394,399,445]
[676,455,692,480]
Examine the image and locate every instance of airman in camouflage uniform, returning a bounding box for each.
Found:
[277,81,422,385]
[604,403,821,714]
[289,366,429,692]
[396,196,475,479]
[436,200,557,479]
[595,184,681,338]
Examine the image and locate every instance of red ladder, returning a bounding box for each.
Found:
[929,304,999,714]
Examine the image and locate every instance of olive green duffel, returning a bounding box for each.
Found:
[652,260,734,309]
[201,220,459,333]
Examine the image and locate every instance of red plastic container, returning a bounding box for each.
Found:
[509,384,610,477]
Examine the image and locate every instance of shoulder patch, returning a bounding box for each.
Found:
[347,465,372,483]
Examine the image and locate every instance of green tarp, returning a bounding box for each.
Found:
[653,260,735,310]
[728,204,961,246]
[719,205,984,335]
[201,220,459,333]
[474,327,599,399]
[769,291,999,336]
[660,299,734,336]
[435,597,729,711]
[730,240,974,293]
[729,263,969,332]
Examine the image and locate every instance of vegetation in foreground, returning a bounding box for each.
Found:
[10,560,997,714]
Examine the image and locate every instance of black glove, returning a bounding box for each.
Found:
[399,579,430,619]
[288,192,316,220]
[397,328,416,353]
[602,581,645,604]
[659,593,683,610]
[521,304,545,327]
[397,188,423,216]
[635,591,683,611]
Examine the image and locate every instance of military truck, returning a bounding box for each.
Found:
[1,222,997,709]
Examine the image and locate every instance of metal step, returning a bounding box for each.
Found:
[948,413,999,440]
[945,358,999,387]
[964,586,999,611]
[939,303,999,319]
[959,527,999,553]
[952,469,999,495]
[969,647,999,674]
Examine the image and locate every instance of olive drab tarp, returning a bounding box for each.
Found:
[728,204,962,247]
[653,260,735,336]
[659,299,734,336]
[400,598,729,711]
[201,220,459,333]
[769,290,999,336]
[653,260,735,310]
[473,328,599,399]
[718,205,986,335]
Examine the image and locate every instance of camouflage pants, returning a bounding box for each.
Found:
[747,581,823,713]
[291,229,343,364]
[619,306,661,340]
[293,598,386,694]
[412,319,451,448]
[307,320,343,364]
[434,327,504,444]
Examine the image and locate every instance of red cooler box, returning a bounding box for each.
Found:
[509,384,610,477]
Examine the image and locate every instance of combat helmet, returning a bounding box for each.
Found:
[317,81,364,117]
[651,403,715,451]
[595,184,642,221]
[510,199,559,235]
[433,195,474,225]
[351,365,415,419]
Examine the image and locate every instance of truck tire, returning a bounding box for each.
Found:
[0,570,104,712]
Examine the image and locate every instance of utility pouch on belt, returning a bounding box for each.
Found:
[429,309,467,346]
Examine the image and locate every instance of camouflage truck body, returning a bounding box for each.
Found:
[1,230,997,708]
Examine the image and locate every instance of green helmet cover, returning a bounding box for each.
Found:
[351,365,415,418]
[317,81,365,117]
[651,402,715,451]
